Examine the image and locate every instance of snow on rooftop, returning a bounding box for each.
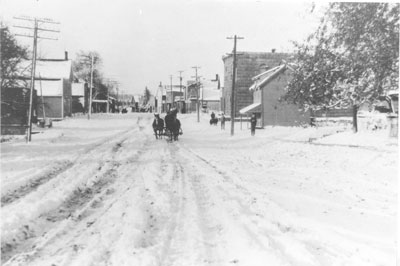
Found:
[72,83,85,96]
[18,59,72,80]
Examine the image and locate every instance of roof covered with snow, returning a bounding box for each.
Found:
[17,59,72,80]
[165,85,186,93]
[249,64,287,91]
[201,87,221,101]
[199,79,220,101]
[34,79,63,96]
[72,83,85,96]
[239,102,261,114]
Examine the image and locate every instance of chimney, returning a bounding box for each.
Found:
[64,51,68,60]
[271,49,276,53]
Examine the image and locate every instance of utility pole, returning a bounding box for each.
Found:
[27,19,38,142]
[192,66,201,122]
[170,75,173,110]
[106,82,111,113]
[88,55,94,119]
[178,70,184,112]
[13,16,60,142]
[226,35,244,136]
[156,81,163,113]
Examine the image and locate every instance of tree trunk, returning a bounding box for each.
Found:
[352,104,358,133]
[310,108,316,127]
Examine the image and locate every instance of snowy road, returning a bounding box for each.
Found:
[1,113,397,266]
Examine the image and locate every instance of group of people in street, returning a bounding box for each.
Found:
[209,111,257,136]
[209,112,226,130]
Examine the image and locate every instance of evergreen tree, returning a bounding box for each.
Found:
[143,87,151,105]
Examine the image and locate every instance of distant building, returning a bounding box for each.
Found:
[240,64,309,127]
[165,85,185,112]
[200,79,221,112]
[186,81,198,113]
[222,51,291,117]
[17,55,73,120]
[185,76,221,113]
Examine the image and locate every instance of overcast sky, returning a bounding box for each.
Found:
[1,0,325,95]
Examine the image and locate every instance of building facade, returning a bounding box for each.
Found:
[200,79,221,112]
[222,51,290,117]
[240,65,309,127]
[15,57,73,120]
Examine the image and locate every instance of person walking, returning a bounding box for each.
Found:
[220,113,226,130]
[250,113,257,136]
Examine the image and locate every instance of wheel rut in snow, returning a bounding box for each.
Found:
[1,125,137,207]
[13,138,153,266]
[1,160,74,207]
[157,160,186,266]
[0,124,146,265]
[155,145,220,266]
[176,144,320,265]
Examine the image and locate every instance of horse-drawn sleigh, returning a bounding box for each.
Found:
[152,110,182,142]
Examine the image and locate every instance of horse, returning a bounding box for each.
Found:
[152,115,164,139]
[164,109,182,141]
[210,117,218,125]
[210,112,218,126]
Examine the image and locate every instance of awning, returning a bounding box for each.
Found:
[239,102,261,114]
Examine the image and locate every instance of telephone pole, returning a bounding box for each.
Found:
[170,75,173,110]
[27,19,38,142]
[13,16,60,142]
[226,35,244,136]
[178,70,184,112]
[88,55,94,119]
[192,66,201,122]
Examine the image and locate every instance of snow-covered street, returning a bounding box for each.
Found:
[1,113,397,266]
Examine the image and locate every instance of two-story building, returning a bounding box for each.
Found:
[240,64,309,127]
[222,50,291,117]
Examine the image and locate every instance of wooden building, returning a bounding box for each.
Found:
[240,64,309,126]
[17,57,73,120]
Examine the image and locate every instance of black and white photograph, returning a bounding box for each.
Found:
[0,0,398,265]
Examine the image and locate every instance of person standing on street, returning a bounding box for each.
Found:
[220,113,226,130]
[250,113,257,136]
